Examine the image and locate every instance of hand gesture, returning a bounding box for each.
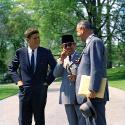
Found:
[68,74,76,81]
[60,50,68,63]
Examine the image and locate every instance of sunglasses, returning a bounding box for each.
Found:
[62,42,74,48]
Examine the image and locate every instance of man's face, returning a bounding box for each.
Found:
[76,26,82,37]
[27,33,40,49]
[62,42,76,55]
[76,25,85,41]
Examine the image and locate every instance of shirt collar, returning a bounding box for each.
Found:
[86,33,94,44]
[67,51,75,60]
[71,51,75,58]
[28,46,37,53]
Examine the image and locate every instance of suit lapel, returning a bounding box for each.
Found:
[24,48,30,69]
[84,34,95,50]
[76,36,93,64]
[79,34,96,62]
[72,52,78,62]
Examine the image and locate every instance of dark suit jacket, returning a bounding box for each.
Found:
[8,47,56,87]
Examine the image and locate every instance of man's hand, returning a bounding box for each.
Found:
[87,90,96,99]
[17,80,23,87]
[68,74,76,81]
[18,81,24,93]
[60,50,68,63]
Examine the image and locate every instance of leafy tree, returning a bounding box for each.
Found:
[0,0,12,71]
[0,0,35,72]
[37,0,125,68]
[0,0,125,71]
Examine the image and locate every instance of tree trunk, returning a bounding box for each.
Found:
[106,0,112,68]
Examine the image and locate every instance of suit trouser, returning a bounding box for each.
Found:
[65,104,86,125]
[90,100,107,125]
[18,86,48,125]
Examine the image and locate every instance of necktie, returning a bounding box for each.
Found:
[31,50,34,73]
[69,55,71,62]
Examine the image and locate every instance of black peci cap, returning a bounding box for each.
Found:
[61,35,74,44]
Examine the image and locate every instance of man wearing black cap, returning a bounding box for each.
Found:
[53,35,86,125]
[8,27,56,125]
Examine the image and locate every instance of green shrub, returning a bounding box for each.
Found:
[107,66,125,81]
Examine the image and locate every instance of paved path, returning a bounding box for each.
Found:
[0,83,125,125]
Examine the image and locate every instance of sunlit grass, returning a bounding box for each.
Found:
[0,84,18,100]
[109,80,125,91]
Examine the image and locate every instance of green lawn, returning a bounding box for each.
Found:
[107,66,125,91]
[109,80,125,91]
[107,66,125,81]
[0,84,18,100]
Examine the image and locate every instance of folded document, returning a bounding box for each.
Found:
[78,75,107,98]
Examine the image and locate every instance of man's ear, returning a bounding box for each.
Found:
[25,38,29,43]
[81,27,85,34]
[61,44,64,49]
[73,43,76,48]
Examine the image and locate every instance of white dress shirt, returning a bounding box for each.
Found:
[86,33,94,45]
[28,47,37,70]
[62,51,75,69]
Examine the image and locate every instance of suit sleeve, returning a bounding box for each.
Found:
[53,58,64,78]
[89,40,105,92]
[46,50,57,85]
[8,50,21,84]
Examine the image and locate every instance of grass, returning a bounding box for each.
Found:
[109,80,125,91]
[107,66,125,81]
[0,84,18,100]
[107,66,125,91]
[54,77,62,82]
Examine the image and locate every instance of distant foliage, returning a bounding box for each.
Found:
[0,0,125,71]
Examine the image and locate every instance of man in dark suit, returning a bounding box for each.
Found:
[76,20,109,125]
[8,28,56,125]
[53,35,86,125]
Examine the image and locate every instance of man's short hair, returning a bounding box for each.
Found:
[24,28,39,38]
[77,20,94,30]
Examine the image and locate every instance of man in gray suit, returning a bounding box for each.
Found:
[76,20,109,125]
[53,35,86,125]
